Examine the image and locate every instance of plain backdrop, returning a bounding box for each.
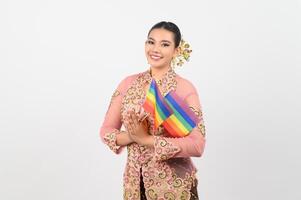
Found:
[1,0,300,199]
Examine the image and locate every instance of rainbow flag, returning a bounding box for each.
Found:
[142,78,200,137]
[162,91,200,137]
[142,79,173,130]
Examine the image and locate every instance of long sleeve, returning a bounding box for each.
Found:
[152,82,206,161]
[99,77,129,154]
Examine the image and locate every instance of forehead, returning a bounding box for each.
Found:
[148,28,174,42]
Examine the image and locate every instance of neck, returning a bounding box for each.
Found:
[150,65,171,80]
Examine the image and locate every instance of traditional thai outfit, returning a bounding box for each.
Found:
[99,66,206,200]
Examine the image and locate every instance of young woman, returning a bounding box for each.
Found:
[99,21,206,200]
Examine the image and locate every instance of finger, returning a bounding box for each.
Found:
[132,111,139,126]
[134,105,140,115]
[139,112,149,123]
[124,116,133,134]
[128,115,135,133]
[129,110,137,129]
[126,110,134,131]
[124,121,131,133]
[137,107,145,121]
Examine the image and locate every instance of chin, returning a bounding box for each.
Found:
[148,60,168,69]
[149,63,162,68]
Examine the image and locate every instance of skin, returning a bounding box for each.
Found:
[116,28,180,147]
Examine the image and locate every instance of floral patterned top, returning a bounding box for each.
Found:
[99,66,206,200]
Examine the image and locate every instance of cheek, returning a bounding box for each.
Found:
[145,45,151,52]
[144,48,150,57]
[162,49,174,59]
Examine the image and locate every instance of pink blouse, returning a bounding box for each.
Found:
[99,66,206,200]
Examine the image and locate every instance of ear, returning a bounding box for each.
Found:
[173,47,180,58]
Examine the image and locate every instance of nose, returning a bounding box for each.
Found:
[151,43,160,53]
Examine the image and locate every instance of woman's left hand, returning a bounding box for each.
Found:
[124,108,154,147]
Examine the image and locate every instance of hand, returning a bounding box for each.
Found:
[124,108,154,147]
[116,130,134,146]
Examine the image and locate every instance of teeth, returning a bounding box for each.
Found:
[151,55,161,60]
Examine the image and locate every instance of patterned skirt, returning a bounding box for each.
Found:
[139,173,199,200]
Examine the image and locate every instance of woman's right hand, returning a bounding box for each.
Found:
[116,130,134,146]
[118,105,149,146]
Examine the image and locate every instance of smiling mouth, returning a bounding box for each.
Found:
[150,55,163,61]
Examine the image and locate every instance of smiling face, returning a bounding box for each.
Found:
[145,28,179,69]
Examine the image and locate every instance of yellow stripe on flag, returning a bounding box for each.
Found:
[169,115,190,134]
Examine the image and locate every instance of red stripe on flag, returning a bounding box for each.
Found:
[143,100,154,115]
[163,117,186,137]
[162,120,178,137]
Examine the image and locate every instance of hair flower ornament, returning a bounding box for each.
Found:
[171,38,192,68]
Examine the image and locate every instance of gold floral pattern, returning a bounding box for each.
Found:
[103,129,122,154]
[109,89,121,107]
[105,66,205,199]
[189,106,206,137]
[153,136,181,161]
[171,39,193,68]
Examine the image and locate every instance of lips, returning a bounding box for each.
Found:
[149,54,163,61]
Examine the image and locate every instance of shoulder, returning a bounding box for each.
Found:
[116,72,140,95]
[175,74,199,96]
[175,74,203,108]
[118,73,139,86]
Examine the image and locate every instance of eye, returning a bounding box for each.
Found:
[146,40,154,44]
[162,43,170,47]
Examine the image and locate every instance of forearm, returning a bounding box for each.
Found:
[162,131,206,157]
[151,121,206,161]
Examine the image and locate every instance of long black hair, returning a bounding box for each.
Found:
[147,21,182,48]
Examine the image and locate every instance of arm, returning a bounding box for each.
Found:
[116,130,133,146]
[99,77,132,154]
[152,86,206,161]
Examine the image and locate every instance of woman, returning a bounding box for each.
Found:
[99,21,206,200]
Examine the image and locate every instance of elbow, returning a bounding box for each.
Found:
[193,139,206,157]
[194,148,204,157]
[99,126,107,144]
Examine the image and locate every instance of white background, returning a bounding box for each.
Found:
[1,0,300,199]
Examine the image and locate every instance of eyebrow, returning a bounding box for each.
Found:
[148,37,172,44]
